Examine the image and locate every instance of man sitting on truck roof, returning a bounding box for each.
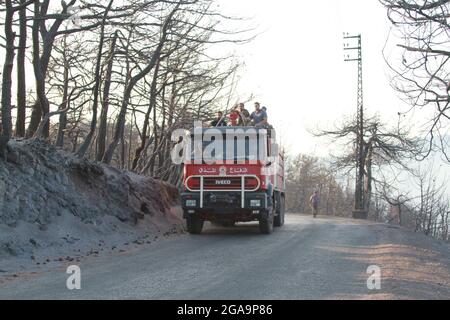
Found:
[250,102,268,128]
[237,103,251,126]
[210,111,227,127]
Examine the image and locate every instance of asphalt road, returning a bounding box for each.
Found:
[1,214,450,300]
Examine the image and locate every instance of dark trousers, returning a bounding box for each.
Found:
[311,204,318,217]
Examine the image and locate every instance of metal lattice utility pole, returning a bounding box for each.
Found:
[343,33,367,219]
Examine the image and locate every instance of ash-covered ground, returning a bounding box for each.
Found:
[0,140,184,275]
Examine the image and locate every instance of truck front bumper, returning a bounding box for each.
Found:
[181,191,269,217]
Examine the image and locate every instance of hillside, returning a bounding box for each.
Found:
[0,140,183,270]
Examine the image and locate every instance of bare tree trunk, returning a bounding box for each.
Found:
[1,0,16,157]
[149,84,164,176]
[15,0,27,137]
[120,130,126,169]
[128,117,133,170]
[103,6,178,164]
[30,0,50,138]
[26,104,42,138]
[157,96,167,173]
[96,30,118,161]
[102,28,133,165]
[56,35,70,148]
[26,0,76,138]
[132,60,160,170]
[156,73,175,174]
[102,88,129,164]
[77,0,114,158]
[364,143,373,214]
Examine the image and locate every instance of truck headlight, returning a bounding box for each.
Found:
[186,200,197,207]
[250,199,261,207]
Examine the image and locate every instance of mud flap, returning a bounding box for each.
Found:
[266,183,273,207]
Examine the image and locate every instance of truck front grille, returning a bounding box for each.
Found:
[186,176,260,192]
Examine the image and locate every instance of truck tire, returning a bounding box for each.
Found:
[259,209,274,234]
[274,194,285,227]
[186,216,204,235]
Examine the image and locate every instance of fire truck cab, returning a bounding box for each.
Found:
[181,127,285,235]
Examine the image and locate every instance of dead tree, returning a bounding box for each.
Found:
[1,0,34,157]
[25,0,135,138]
[377,182,413,226]
[15,0,27,137]
[380,0,450,161]
[76,0,114,158]
[55,34,70,147]
[0,0,16,158]
[131,60,159,170]
[26,0,77,138]
[102,4,180,164]
[96,30,118,161]
[1,0,252,181]
[314,115,420,214]
[412,165,448,237]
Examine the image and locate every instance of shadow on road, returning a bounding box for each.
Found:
[201,223,263,236]
[199,214,371,236]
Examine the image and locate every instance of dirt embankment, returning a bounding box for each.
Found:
[0,140,183,267]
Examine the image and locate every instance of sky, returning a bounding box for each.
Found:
[215,0,450,194]
[217,0,407,157]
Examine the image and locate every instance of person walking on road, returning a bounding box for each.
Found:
[309,191,320,218]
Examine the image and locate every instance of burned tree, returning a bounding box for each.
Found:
[314,115,420,214]
[1,0,253,186]
[0,0,34,157]
[380,0,450,161]
[15,0,27,137]
[0,0,16,158]
[101,4,179,164]
[75,0,114,158]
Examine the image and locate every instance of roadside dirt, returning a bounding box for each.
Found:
[0,140,185,276]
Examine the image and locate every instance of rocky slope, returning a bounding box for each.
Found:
[0,139,183,266]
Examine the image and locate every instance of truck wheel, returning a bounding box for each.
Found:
[274,195,285,227]
[186,215,204,235]
[259,210,274,234]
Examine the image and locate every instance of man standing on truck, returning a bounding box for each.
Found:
[309,191,320,218]
[250,102,268,128]
[229,106,240,126]
[237,103,251,126]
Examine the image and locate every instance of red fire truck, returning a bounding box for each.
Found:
[181,127,285,234]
